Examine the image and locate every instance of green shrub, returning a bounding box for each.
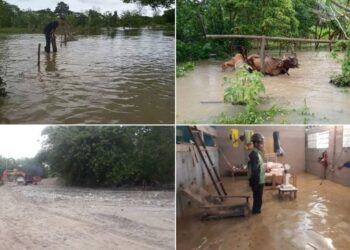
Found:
[176,62,195,78]
[217,104,286,124]
[330,40,350,87]
[223,64,265,107]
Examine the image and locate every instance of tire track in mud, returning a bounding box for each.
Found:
[0,183,174,250]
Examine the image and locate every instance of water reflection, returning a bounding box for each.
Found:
[45,53,57,72]
[106,28,117,39]
[122,29,142,36]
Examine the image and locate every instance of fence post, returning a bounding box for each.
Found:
[260,36,266,74]
[37,43,41,66]
[52,34,57,52]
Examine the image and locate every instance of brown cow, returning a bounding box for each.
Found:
[221,53,245,72]
[247,54,298,76]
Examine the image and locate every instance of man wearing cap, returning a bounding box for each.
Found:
[248,133,265,214]
[43,17,65,53]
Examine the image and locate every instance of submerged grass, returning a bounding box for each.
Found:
[217,104,286,124]
[176,62,195,78]
[300,98,315,124]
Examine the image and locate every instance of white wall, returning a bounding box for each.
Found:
[216,126,306,176]
[305,125,350,187]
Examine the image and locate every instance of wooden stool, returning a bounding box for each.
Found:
[278,185,297,200]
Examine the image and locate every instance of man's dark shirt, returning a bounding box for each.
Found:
[44,21,59,34]
[249,150,260,186]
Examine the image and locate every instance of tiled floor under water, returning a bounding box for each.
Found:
[177,173,350,250]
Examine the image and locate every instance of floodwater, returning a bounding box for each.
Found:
[0,30,174,124]
[176,50,348,124]
[177,173,350,250]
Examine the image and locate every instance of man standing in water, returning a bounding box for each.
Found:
[43,17,65,53]
[248,133,266,214]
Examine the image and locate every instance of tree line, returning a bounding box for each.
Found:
[0,0,174,34]
[177,0,346,62]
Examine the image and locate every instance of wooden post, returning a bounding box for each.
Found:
[52,34,57,53]
[260,36,266,74]
[37,43,41,66]
[64,33,67,44]
[206,34,336,44]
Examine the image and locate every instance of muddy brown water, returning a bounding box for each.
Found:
[177,173,350,250]
[176,51,348,124]
[0,30,174,124]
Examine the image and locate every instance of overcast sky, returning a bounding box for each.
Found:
[0,125,47,159]
[6,0,155,15]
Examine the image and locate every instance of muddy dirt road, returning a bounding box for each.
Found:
[0,179,174,250]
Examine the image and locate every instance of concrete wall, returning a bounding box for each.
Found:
[305,125,350,187]
[176,126,219,216]
[176,144,219,189]
[176,144,219,217]
[216,126,306,176]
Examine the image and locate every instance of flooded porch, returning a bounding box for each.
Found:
[177,173,350,250]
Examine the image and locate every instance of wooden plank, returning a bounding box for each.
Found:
[206,34,336,43]
[176,144,217,152]
[37,43,41,66]
[260,37,266,74]
[52,34,57,52]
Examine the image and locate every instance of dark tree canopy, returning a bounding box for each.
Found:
[54,1,70,16]
[40,126,175,187]
[122,0,174,9]
[0,0,174,33]
[176,0,342,62]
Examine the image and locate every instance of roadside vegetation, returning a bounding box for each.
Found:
[0,126,174,188]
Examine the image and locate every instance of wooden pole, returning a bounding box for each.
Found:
[206,34,336,44]
[52,34,57,53]
[260,36,266,74]
[37,43,41,66]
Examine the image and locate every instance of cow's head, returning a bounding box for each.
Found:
[282,54,299,68]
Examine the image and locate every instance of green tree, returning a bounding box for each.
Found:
[41,126,174,187]
[176,0,338,62]
[54,1,70,17]
[123,0,174,9]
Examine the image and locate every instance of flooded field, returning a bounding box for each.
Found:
[0,178,175,250]
[176,50,347,124]
[0,30,174,124]
[177,173,350,250]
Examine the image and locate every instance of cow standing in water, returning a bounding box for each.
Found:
[222,53,245,71]
[221,46,248,72]
[247,54,299,76]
